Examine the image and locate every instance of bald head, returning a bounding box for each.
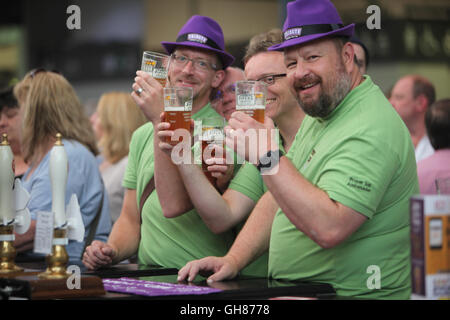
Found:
[409,75,436,107]
[389,74,436,131]
[226,67,245,80]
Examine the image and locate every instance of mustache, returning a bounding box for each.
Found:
[293,74,321,90]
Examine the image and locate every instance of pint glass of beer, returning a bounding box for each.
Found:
[200,117,225,184]
[141,51,171,87]
[235,80,267,123]
[164,87,193,145]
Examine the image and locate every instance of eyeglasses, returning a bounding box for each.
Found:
[29,68,61,79]
[256,73,287,86]
[171,53,218,72]
[212,83,236,101]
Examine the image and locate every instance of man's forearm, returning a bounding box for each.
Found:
[107,189,142,264]
[178,162,240,233]
[225,192,277,271]
[154,129,193,217]
[108,214,141,264]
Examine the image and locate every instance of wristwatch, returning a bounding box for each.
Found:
[256,149,284,172]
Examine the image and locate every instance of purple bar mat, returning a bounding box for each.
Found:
[102,277,222,297]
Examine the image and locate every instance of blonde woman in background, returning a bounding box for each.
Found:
[13,69,111,261]
[91,92,147,224]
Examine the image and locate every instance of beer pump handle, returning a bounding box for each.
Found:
[49,133,68,228]
[0,134,15,225]
[13,179,31,234]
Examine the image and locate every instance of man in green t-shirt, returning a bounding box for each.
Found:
[82,15,237,270]
[178,0,418,299]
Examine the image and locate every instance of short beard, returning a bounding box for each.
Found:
[297,65,352,119]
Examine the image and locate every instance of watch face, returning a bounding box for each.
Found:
[258,150,283,172]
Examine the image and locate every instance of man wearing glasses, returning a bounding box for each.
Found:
[154,28,305,278]
[83,15,237,270]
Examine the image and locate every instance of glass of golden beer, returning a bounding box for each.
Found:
[164,87,193,145]
[141,51,171,87]
[235,80,267,123]
[200,117,226,184]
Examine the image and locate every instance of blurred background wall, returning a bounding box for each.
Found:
[0,0,449,115]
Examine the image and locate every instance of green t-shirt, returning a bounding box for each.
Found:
[123,103,235,269]
[268,76,419,299]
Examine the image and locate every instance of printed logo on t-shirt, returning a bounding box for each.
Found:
[347,177,372,192]
[302,149,316,171]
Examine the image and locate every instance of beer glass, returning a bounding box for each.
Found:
[200,117,225,184]
[164,87,193,145]
[235,80,267,123]
[141,51,170,87]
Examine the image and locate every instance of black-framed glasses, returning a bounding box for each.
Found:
[212,83,236,101]
[29,68,61,79]
[256,73,287,86]
[171,53,218,72]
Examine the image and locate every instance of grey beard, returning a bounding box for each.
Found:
[300,72,352,119]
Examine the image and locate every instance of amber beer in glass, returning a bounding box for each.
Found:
[164,87,193,145]
[235,80,267,123]
[201,117,225,184]
[141,51,170,87]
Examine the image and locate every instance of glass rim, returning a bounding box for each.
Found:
[235,80,268,86]
[142,50,170,58]
[163,86,193,92]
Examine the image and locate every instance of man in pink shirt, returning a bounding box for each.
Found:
[417,99,450,194]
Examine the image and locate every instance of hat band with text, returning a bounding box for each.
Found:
[283,23,344,41]
[176,33,222,51]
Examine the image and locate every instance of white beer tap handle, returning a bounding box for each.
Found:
[49,133,68,228]
[13,179,31,234]
[0,134,15,225]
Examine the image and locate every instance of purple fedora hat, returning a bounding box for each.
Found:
[161,15,235,69]
[269,0,354,51]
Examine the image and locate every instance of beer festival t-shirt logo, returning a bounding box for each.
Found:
[347,176,372,192]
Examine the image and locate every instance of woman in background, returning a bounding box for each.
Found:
[91,92,147,224]
[13,69,111,261]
